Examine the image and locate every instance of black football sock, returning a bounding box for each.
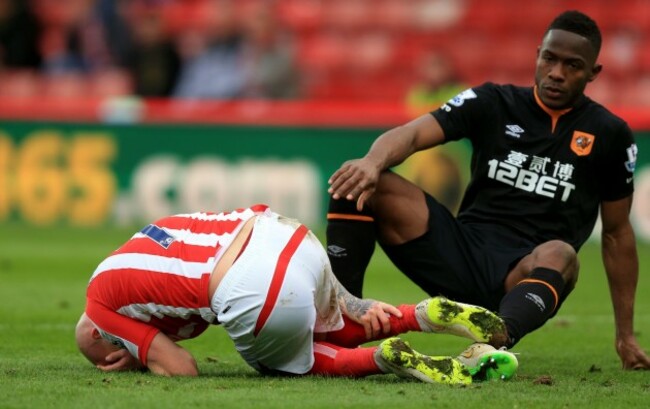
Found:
[326,197,376,297]
[549,284,575,319]
[498,267,566,347]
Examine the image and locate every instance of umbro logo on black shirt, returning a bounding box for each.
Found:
[505,125,525,138]
[327,244,347,258]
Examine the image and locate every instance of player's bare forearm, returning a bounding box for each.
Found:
[365,114,445,170]
[600,197,639,337]
[334,280,402,339]
[600,197,649,369]
[335,280,373,320]
[602,223,638,338]
[365,128,418,170]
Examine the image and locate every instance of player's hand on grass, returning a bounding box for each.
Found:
[97,349,144,372]
[617,336,650,370]
[328,158,381,211]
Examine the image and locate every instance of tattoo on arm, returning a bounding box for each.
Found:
[336,282,373,320]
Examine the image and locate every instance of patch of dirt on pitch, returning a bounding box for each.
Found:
[533,375,553,385]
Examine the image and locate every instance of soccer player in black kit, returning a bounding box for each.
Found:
[326,10,650,370]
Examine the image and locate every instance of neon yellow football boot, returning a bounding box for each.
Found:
[416,296,508,345]
[374,337,472,385]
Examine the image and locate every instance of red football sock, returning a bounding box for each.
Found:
[395,304,421,333]
[308,342,380,377]
[323,304,421,347]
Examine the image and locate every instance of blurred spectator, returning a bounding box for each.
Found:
[0,0,646,107]
[405,50,466,114]
[96,0,133,68]
[125,6,180,97]
[0,0,41,69]
[172,0,246,99]
[240,2,299,99]
[33,0,115,74]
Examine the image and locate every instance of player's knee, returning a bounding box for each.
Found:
[372,171,427,220]
[534,240,579,282]
[375,170,411,192]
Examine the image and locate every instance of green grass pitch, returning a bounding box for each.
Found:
[1,224,649,408]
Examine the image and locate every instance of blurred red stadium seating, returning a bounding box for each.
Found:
[287,0,650,104]
[2,0,648,106]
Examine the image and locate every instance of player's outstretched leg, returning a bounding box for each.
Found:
[374,337,471,385]
[416,296,508,345]
[456,343,518,381]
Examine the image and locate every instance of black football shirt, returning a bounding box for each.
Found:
[432,83,637,250]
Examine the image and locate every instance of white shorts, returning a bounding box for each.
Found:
[211,212,344,374]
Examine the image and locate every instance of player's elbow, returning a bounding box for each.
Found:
[146,334,200,377]
[171,353,199,377]
[167,362,199,377]
[149,354,199,377]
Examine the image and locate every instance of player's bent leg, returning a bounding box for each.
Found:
[456,343,518,381]
[369,171,430,246]
[374,337,471,385]
[309,342,381,377]
[416,296,508,345]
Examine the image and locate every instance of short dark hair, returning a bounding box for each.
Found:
[546,10,602,56]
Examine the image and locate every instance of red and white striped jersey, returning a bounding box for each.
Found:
[85,204,271,364]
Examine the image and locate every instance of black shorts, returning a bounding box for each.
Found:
[381,193,537,311]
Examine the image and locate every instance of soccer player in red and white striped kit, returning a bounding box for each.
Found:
[75,204,515,383]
